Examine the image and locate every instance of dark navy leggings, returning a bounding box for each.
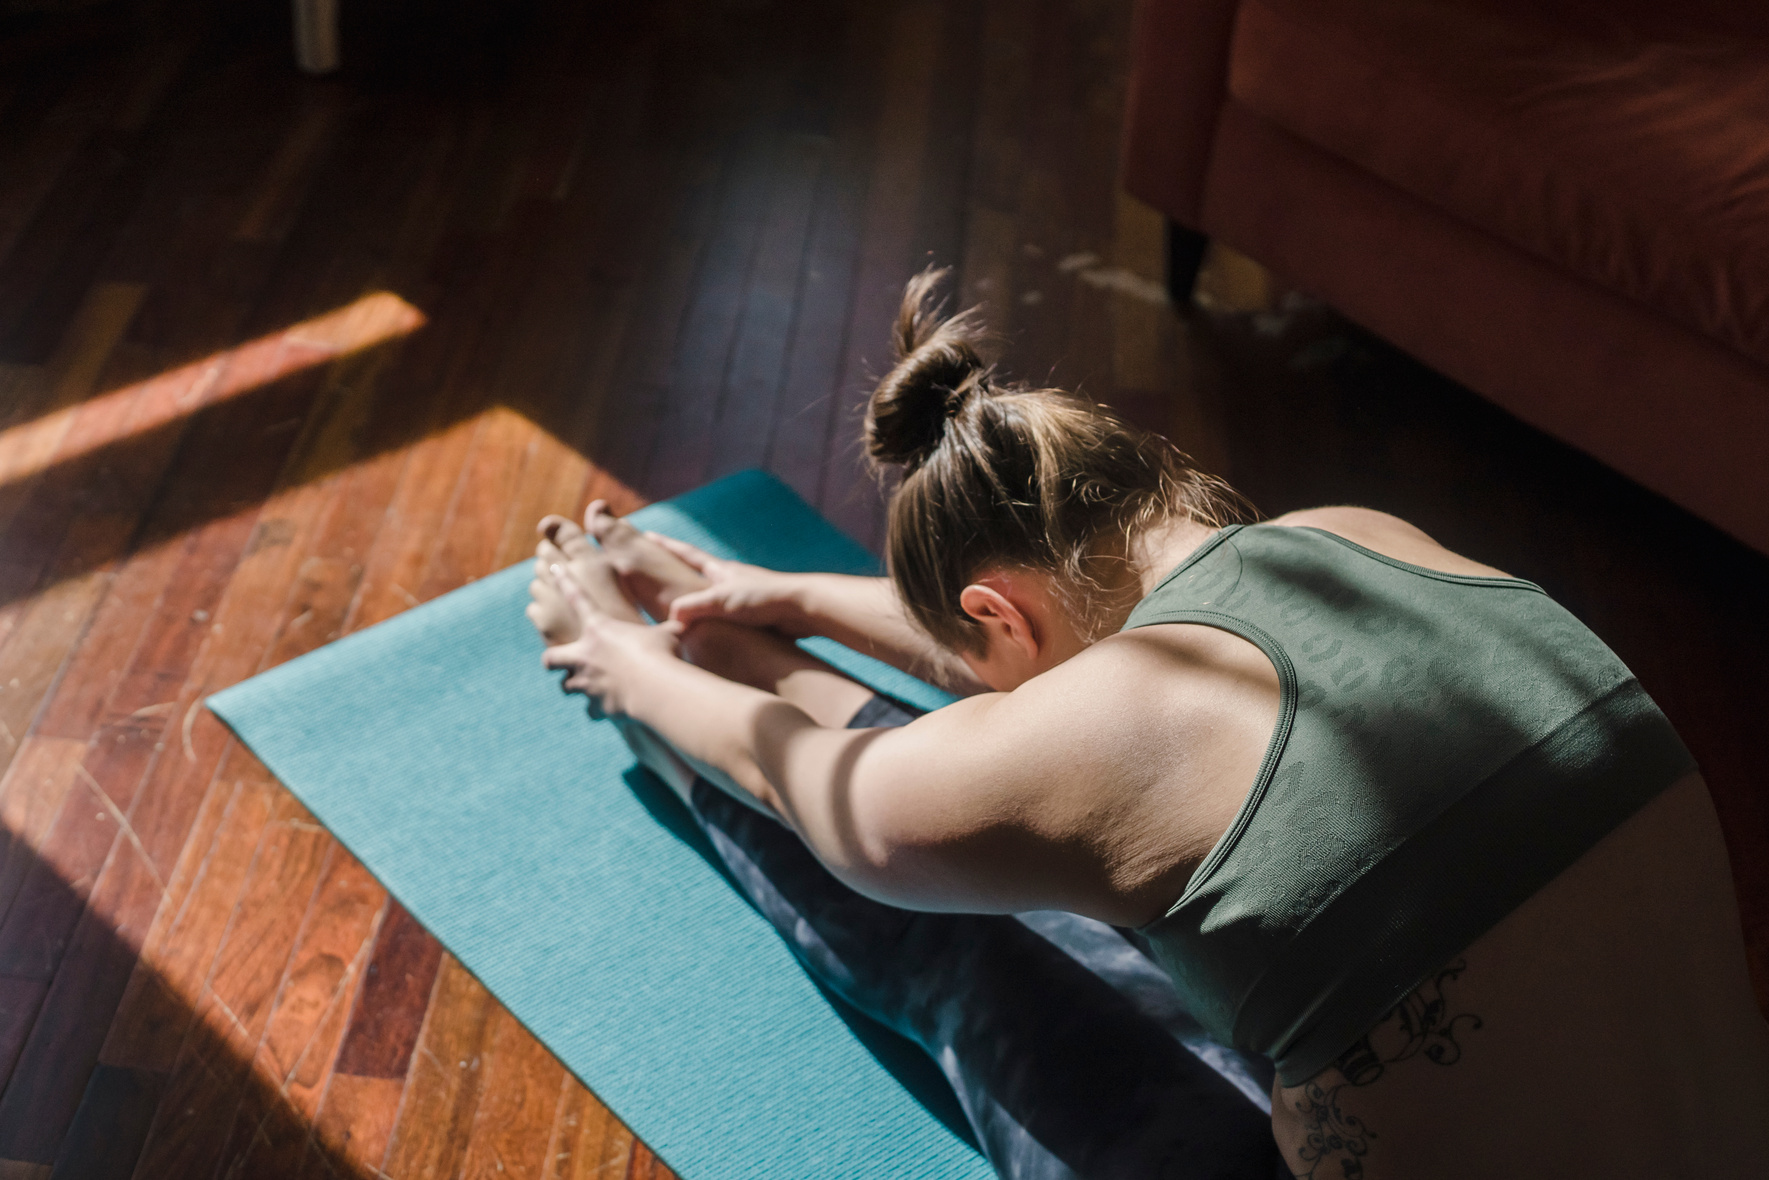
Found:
[679,694,1285,1180]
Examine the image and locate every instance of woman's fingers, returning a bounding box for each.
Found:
[549,562,599,625]
[644,532,716,573]
[666,587,724,625]
[542,637,597,700]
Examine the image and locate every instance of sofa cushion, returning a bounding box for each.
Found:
[1228,0,1769,371]
[1199,101,1769,555]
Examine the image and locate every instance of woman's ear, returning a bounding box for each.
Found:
[958,579,1040,664]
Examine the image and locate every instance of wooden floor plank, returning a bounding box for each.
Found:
[202,797,333,1042]
[126,789,331,1177]
[0,722,159,986]
[956,0,1026,337]
[108,36,196,136]
[29,536,187,743]
[590,56,740,498]
[0,771,119,981]
[820,0,946,548]
[213,849,383,1180]
[234,92,344,247]
[625,1140,677,1180]
[455,1006,570,1180]
[85,333,476,1173]
[906,0,979,289]
[257,545,369,680]
[520,45,671,446]
[708,132,823,482]
[0,739,89,928]
[95,763,277,1075]
[92,342,347,708]
[645,118,782,500]
[999,23,1079,404]
[62,233,474,1174]
[303,1073,402,1178]
[0,365,49,480]
[416,407,542,602]
[0,70,117,271]
[375,954,495,1179]
[542,1080,637,1180]
[0,124,159,369]
[92,758,233,1069]
[0,977,46,1104]
[41,1061,162,1180]
[763,2,878,506]
[0,279,144,502]
[491,429,593,572]
[0,525,126,778]
[347,414,486,629]
[331,902,443,1085]
[208,847,386,1178]
[97,343,418,939]
[0,825,164,1164]
[0,63,138,309]
[105,516,285,722]
[1054,0,1133,414]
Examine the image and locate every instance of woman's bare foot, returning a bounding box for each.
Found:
[528,518,713,796]
[542,500,876,729]
[527,514,642,644]
[582,500,712,619]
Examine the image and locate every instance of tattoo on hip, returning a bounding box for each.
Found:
[1285,959,1483,1179]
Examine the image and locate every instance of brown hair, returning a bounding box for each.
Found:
[866,267,1251,652]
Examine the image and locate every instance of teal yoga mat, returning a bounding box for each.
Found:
[207,470,981,1179]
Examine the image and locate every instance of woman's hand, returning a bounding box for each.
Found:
[645,534,813,635]
[541,564,685,718]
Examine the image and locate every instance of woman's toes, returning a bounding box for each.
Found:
[543,514,600,563]
[581,503,710,614]
[583,501,640,556]
[584,503,669,578]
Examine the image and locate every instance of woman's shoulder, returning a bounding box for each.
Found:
[1263,505,1513,580]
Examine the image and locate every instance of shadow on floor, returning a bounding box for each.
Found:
[0,821,378,1177]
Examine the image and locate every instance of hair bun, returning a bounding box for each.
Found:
[865,267,992,469]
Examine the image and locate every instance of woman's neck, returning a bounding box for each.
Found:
[1075,515,1227,640]
[1130,515,1224,599]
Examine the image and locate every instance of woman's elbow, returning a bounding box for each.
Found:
[816,802,995,913]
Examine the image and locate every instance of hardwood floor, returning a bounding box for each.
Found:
[0,0,1201,1174]
[0,0,1763,1176]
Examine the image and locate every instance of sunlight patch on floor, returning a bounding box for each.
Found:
[0,291,427,495]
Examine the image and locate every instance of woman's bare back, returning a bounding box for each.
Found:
[1269,770,1769,1178]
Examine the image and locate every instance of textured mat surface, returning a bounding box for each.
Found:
[208,470,980,1179]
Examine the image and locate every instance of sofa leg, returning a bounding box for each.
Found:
[1165,220,1208,307]
[293,0,342,74]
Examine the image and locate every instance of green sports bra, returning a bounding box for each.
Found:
[1125,524,1694,1085]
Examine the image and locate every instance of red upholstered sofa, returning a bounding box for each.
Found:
[1121,0,1769,554]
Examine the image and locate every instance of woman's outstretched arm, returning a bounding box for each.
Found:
[542,571,1196,924]
[647,534,989,695]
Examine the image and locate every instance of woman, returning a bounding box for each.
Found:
[533,271,1769,1178]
